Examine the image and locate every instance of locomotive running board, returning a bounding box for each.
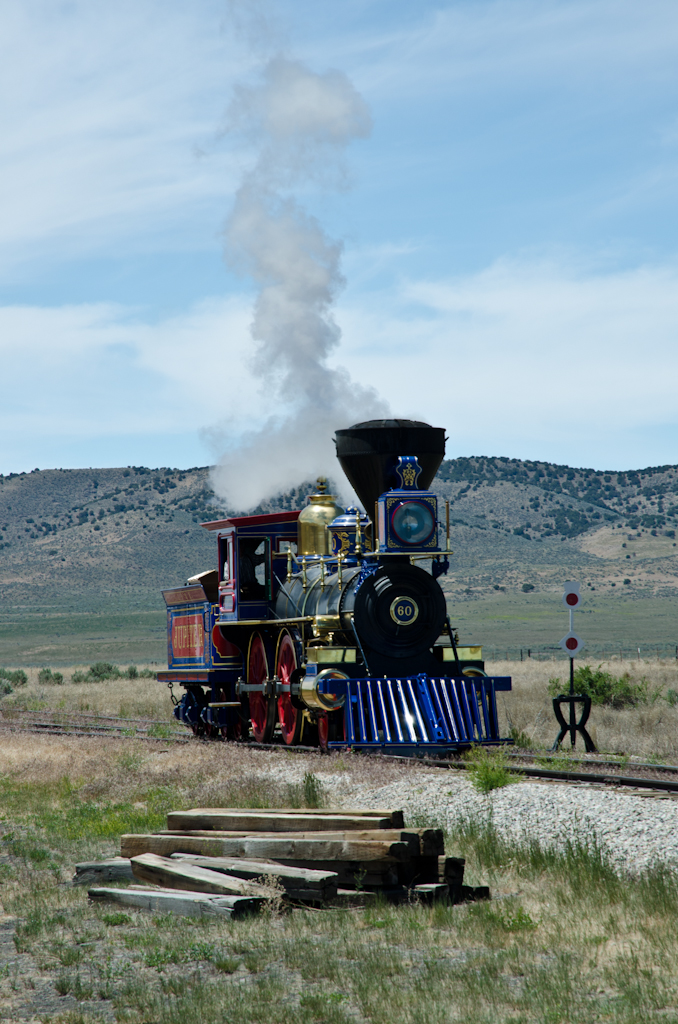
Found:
[325,675,513,750]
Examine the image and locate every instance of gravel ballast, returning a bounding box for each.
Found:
[263,758,678,874]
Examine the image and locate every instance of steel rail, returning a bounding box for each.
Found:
[366,752,678,794]
[0,724,189,742]
[504,751,678,775]
[4,710,678,792]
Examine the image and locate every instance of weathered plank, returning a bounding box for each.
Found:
[122,834,409,863]
[274,859,399,889]
[165,810,394,833]
[167,807,404,825]
[122,835,232,859]
[224,807,404,823]
[439,856,466,901]
[130,853,270,897]
[88,886,262,919]
[73,858,133,886]
[439,856,465,884]
[412,883,450,903]
[170,854,338,898]
[159,828,443,856]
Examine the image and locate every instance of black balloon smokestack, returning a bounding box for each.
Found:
[334,419,446,515]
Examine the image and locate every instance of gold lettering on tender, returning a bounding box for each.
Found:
[173,617,203,655]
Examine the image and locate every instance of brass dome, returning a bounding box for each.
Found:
[297,478,344,556]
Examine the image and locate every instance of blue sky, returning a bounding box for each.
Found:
[2,0,678,481]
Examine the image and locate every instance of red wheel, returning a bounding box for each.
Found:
[277,632,303,746]
[248,634,276,743]
[318,713,329,750]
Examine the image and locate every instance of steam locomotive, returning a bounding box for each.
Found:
[158,420,512,752]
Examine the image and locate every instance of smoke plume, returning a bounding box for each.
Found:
[209,56,389,511]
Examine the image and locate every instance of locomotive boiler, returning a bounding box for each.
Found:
[158,420,512,752]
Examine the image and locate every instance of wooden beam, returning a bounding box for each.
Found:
[73,858,133,886]
[170,854,338,898]
[130,853,271,897]
[273,859,399,889]
[158,829,443,856]
[165,810,395,833]
[88,886,262,919]
[412,883,450,904]
[122,833,410,863]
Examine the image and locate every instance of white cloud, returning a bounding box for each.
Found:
[2,255,678,475]
[334,0,678,100]
[336,256,678,469]
[0,297,264,453]
[0,0,243,272]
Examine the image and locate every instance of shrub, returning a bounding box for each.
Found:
[667,689,678,707]
[72,662,122,683]
[464,746,519,794]
[548,665,658,709]
[509,726,533,750]
[0,668,27,687]
[37,668,64,686]
[89,662,120,681]
[302,772,326,808]
[521,583,534,592]
[126,665,138,679]
[0,681,12,697]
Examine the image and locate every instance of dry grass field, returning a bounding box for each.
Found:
[488,656,678,759]
[3,657,678,760]
[0,663,677,1020]
[0,667,173,723]
[0,735,674,1021]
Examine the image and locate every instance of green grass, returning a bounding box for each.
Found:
[1,763,678,1022]
[0,608,167,666]
[463,746,520,794]
[451,590,678,657]
[548,664,662,708]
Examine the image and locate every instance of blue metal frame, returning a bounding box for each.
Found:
[321,674,512,751]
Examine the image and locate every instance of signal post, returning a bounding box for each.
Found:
[551,582,597,752]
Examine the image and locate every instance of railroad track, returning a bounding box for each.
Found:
[377,750,678,795]
[0,710,189,743]
[2,711,678,796]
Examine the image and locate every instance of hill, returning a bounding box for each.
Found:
[0,457,676,663]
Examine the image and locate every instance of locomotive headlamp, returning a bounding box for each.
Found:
[391,500,436,546]
[376,457,439,553]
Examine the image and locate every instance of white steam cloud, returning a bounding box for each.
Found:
[209,56,389,511]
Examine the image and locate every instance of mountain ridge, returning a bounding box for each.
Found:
[0,455,676,613]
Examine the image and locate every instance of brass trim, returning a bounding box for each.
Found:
[442,645,483,662]
[306,647,357,664]
[389,596,419,625]
[300,669,348,711]
[221,616,313,627]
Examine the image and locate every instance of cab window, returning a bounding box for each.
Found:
[238,538,269,600]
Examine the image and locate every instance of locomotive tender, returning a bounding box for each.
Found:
[158,420,512,752]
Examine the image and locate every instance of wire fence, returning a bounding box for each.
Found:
[483,643,678,663]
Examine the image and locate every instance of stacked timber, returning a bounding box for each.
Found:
[83,807,486,917]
